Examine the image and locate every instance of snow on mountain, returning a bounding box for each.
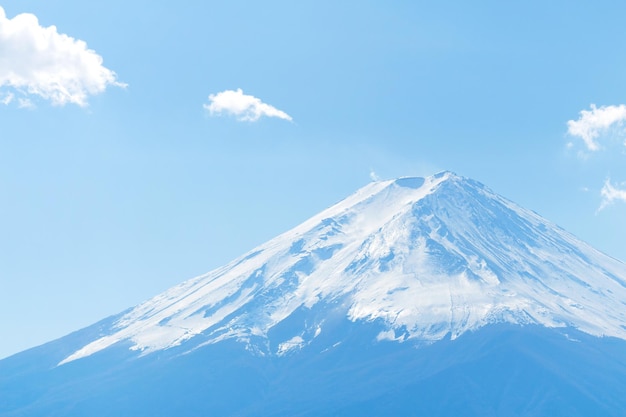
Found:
[59,171,626,365]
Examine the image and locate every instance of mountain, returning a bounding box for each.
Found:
[2,171,626,416]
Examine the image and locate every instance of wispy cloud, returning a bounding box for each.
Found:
[18,97,34,109]
[1,91,13,105]
[567,104,626,151]
[599,178,626,211]
[204,88,292,122]
[0,7,125,107]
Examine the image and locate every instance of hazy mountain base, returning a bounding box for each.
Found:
[1,322,625,417]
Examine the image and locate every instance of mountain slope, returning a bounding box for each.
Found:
[2,171,626,416]
[59,171,626,364]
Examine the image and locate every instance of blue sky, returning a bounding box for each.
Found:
[1,0,626,359]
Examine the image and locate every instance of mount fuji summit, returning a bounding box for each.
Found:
[2,171,626,416]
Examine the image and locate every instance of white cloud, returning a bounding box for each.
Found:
[17,97,34,109]
[599,178,626,211]
[0,6,125,107]
[204,88,292,122]
[567,104,626,151]
[369,170,380,181]
[1,91,13,105]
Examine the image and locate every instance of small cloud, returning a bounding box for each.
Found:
[17,97,34,109]
[1,91,13,105]
[0,6,125,107]
[369,170,380,181]
[203,88,292,122]
[598,178,626,211]
[567,104,626,152]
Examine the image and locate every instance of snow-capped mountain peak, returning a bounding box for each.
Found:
[59,171,626,365]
